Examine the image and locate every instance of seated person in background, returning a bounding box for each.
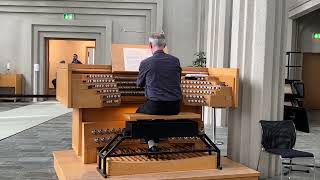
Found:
[71,54,82,64]
[52,60,66,89]
[136,33,182,152]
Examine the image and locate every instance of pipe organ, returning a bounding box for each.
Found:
[56,63,238,166]
[53,45,260,180]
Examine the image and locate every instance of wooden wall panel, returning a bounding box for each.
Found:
[303,53,320,109]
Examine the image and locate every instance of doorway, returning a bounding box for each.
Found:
[45,38,96,95]
[86,47,96,65]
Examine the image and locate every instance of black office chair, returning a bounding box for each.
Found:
[293,82,304,98]
[284,106,309,133]
[292,82,304,107]
[257,120,316,180]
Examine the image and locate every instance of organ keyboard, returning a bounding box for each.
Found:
[57,65,238,109]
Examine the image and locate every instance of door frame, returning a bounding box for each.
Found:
[85,46,96,65]
[45,38,97,94]
[29,19,112,95]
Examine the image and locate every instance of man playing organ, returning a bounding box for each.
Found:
[54,39,244,179]
[136,33,182,152]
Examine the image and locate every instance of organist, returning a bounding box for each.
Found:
[136,33,182,152]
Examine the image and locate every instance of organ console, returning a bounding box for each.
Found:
[57,65,238,109]
[53,44,260,180]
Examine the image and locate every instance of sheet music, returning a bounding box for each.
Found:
[123,48,152,71]
[185,74,208,78]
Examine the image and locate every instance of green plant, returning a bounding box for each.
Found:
[192,51,206,67]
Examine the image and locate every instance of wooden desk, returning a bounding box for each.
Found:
[0,74,22,102]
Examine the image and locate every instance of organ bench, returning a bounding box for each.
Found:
[53,44,259,180]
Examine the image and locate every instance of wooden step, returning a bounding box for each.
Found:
[124,112,201,121]
[107,155,217,176]
[100,144,216,176]
[105,153,217,176]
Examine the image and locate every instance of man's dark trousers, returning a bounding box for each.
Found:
[136,99,180,115]
[136,99,180,144]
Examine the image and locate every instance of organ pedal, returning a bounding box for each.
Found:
[97,113,222,178]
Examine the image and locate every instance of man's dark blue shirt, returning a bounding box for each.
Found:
[71,59,82,64]
[137,50,182,101]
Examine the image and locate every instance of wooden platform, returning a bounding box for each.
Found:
[54,150,260,180]
[104,152,217,176]
[124,112,201,121]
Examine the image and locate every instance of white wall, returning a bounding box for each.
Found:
[0,16,24,74]
[0,15,34,93]
[0,0,200,94]
[289,0,310,10]
[288,0,320,18]
[0,0,164,94]
[163,0,199,67]
[0,13,146,94]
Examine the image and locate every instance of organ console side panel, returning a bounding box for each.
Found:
[72,108,82,156]
[182,67,239,108]
[56,64,71,107]
[57,64,115,108]
[208,68,240,108]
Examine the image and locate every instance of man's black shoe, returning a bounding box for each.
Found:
[148,146,158,153]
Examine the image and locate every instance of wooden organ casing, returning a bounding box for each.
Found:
[52,44,259,180]
[56,64,239,164]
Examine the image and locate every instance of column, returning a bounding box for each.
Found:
[196,0,207,52]
[227,0,287,178]
[204,0,232,137]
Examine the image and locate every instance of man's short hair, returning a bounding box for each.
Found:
[73,54,78,56]
[59,60,66,64]
[149,33,166,47]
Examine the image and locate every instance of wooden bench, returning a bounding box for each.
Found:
[124,112,201,121]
